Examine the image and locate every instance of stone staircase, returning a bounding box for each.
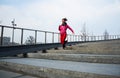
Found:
[66,39,120,55]
[0,39,120,78]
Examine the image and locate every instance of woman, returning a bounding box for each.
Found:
[59,18,74,49]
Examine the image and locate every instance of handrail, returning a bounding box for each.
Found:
[0,25,68,46]
[0,25,120,46]
[0,25,59,34]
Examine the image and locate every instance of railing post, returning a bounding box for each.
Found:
[87,36,88,41]
[116,35,118,39]
[76,35,77,41]
[86,36,87,41]
[101,36,103,40]
[94,36,96,41]
[113,35,115,39]
[21,29,24,45]
[77,35,78,41]
[58,33,60,43]
[96,36,97,41]
[70,35,71,42]
[114,35,116,39]
[67,34,69,41]
[35,30,37,44]
[72,35,74,41]
[87,36,89,41]
[111,35,112,39]
[75,35,77,41]
[52,32,54,43]
[108,35,109,40]
[117,35,119,39]
[84,36,86,42]
[78,35,80,41]
[91,36,92,41]
[92,36,94,41]
[0,26,4,46]
[73,35,75,41]
[109,35,110,40]
[77,35,79,41]
[110,35,112,40]
[115,35,117,39]
[45,32,47,43]
[12,27,15,44]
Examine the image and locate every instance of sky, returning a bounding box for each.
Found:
[0,0,120,35]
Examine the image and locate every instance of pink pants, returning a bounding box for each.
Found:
[60,33,67,45]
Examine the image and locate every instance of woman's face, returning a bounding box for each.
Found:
[62,19,65,23]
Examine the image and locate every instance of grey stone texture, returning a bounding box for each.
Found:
[0,58,120,78]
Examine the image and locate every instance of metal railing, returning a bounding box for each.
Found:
[0,25,120,46]
[0,25,60,46]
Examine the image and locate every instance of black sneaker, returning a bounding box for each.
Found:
[63,44,65,49]
[64,40,68,44]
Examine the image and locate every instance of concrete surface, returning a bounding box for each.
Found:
[0,58,120,78]
[27,53,120,64]
[67,39,120,55]
[0,69,38,78]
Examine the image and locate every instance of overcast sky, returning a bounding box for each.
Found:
[0,0,120,35]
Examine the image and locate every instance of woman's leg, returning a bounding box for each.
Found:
[60,33,67,49]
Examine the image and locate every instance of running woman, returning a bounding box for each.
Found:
[59,18,74,49]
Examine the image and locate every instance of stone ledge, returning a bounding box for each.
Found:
[0,58,120,78]
[28,53,120,64]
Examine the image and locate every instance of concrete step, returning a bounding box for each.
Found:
[65,40,120,55]
[36,49,120,55]
[0,58,120,78]
[0,69,38,78]
[28,39,120,55]
[27,53,120,64]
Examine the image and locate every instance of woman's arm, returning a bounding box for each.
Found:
[58,25,61,31]
[67,25,74,33]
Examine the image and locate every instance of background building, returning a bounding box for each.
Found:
[0,37,11,46]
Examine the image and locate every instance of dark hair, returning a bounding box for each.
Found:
[62,18,67,21]
[62,22,67,26]
[62,18,67,26]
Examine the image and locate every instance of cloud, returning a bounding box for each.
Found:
[0,0,120,35]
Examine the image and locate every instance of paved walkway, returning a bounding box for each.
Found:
[0,69,38,78]
[0,58,120,77]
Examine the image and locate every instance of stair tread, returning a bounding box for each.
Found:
[0,58,120,77]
